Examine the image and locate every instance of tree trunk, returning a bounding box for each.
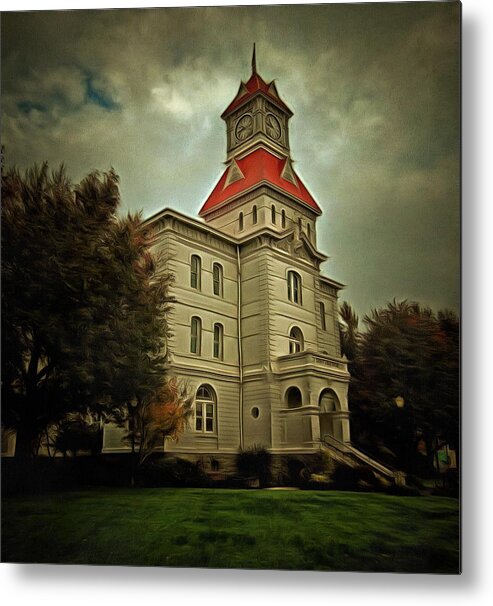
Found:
[14,425,37,460]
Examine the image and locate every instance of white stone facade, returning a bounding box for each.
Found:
[103,56,352,466]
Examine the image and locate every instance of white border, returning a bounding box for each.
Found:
[2,1,493,605]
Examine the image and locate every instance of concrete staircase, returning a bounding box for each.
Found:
[321,434,406,486]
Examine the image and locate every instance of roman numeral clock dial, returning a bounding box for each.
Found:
[235,114,253,141]
[266,113,281,139]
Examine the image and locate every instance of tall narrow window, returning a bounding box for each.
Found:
[213,263,223,297]
[281,209,286,228]
[298,217,302,232]
[287,271,302,305]
[307,222,311,238]
[252,205,258,224]
[239,212,244,231]
[190,316,202,354]
[289,327,304,354]
[195,385,216,433]
[271,205,276,224]
[319,302,327,331]
[213,323,224,359]
[190,255,201,290]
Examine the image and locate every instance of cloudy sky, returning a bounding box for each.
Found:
[1,2,460,319]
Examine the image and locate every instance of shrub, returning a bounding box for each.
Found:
[329,462,378,491]
[136,455,210,487]
[54,420,102,457]
[235,445,272,487]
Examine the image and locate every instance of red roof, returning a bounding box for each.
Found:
[199,148,322,216]
[222,72,291,117]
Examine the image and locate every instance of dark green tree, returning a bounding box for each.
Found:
[1,162,174,457]
[340,300,459,474]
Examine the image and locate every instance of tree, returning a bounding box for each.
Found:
[1,162,174,457]
[53,416,102,458]
[124,377,194,468]
[339,300,359,362]
[340,299,459,474]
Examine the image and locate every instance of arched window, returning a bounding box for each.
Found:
[190,316,202,354]
[195,385,216,433]
[252,205,258,224]
[213,263,223,297]
[289,326,304,354]
[281,209,286,228]
[286,387,302,409]
[190,255,201,290]
[239,212,244,231]
[213,323,223,359]
[319,301,326,331]
[271,205,276,224]
[287,270,302,304]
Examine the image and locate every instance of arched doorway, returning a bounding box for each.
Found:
[319,389,342,441]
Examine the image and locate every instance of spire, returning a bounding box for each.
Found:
[251,43,257,74]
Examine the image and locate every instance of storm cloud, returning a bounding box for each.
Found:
[1,3,460,318]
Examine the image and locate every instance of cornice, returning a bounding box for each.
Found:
[201,181,321,220]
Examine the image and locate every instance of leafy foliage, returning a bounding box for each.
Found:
[236,445,272,487]
[53,418,102,457]
[340,299,459,474]
[1,162,174,456]
[124,378,194,465]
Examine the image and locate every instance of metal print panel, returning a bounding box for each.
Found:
[1,2,460,573]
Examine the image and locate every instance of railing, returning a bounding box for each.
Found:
[275,351,348,374]
[322,434,402,482]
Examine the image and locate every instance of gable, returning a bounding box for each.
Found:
[275,230,327,265]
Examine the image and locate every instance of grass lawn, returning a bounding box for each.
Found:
[1,488,459,573]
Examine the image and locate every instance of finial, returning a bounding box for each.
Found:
[251,43,257,74]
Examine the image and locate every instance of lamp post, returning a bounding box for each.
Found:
[394,395,405,409]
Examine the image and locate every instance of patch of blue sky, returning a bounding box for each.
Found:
[17,101,47,114]
[85,76,121,111]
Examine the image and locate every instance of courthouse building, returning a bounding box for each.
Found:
[102,51,396,480]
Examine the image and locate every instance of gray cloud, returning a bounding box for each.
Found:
[1,3,460,318]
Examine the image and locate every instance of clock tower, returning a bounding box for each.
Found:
[222,44,293,161]
[199,46,322,245]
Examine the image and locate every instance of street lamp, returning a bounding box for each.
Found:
[394,395,405,409]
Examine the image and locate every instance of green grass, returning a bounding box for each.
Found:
[1,488,459,572]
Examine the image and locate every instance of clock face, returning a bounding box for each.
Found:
[235,114,253,141]
[266,114,282,140]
